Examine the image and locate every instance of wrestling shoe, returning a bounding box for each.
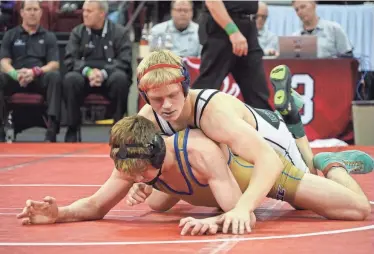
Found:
[270,65,304,115]
[291,89,304,112]
[313,150,374,175]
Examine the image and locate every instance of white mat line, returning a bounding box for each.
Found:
[0,213,136,218]
[0,225,373,246]
[0,154,109,158]
[0,154,110,158]
[0,184,102,187]
[0,208,148,212]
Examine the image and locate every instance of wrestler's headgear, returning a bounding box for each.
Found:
[137,63,191,104]
[115,134,166,185]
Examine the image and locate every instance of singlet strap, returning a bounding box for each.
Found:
[176,128,209,187]
[194,89,220,128]
[152,110,176,135]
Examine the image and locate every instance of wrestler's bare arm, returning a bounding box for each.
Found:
[56,168,133,223]
[187,131,243,212]
[138,104,159,127]
[146,189,180,212]
[200,95,283,213]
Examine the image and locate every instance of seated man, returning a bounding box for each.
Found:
[256,2,279,57]
[16,115,373,236]
[63,0,132,142]
[150,0,200,57]
[292,0,353,58]
[0,0,62,142]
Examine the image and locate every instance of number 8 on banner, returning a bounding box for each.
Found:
[291,74,315,125]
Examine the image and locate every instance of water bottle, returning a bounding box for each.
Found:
[5,111,14,144]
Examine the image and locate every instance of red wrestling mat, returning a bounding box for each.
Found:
[0,144,373,254]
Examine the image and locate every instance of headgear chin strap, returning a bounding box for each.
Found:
[115,133,166,171]
[137,63,191,104]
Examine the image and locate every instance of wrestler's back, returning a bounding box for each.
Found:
[189,89,258,130]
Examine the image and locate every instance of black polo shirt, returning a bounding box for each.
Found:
[204,1,259,15]
[0,25,59,69]
[82,27,109,69]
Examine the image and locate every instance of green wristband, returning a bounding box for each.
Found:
[87,68,93,77]
[7,70,18,81]
[82,66,93,77]
[224,22,239,36]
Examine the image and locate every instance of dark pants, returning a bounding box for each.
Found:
[193,14,272,110]
[62,71,131,127]
[0,71,62,124]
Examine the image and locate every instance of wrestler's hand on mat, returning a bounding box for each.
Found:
[217,208,256,235]
[179,217,219,236]
[229,31,248,57]
[126,183,153,206]
[16,196,58,225]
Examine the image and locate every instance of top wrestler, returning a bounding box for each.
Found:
[136,49,315,229]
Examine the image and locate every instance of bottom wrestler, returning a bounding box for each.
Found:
[16,116,373,235]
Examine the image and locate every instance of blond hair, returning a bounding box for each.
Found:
[109,115,158,173]
[137,50,184,91]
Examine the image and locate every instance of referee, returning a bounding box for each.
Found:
[193,0,271,110]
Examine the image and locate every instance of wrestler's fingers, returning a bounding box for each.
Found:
[239,220,245,235]
[125,199,133,206]
[191,223,203,236]
[222,217,232,234]
[43,196,55,204]
[180,221,193,236]
[130,186,147,199]
[28,206,37,215]
[179,217,194,227]
[21,217,31,225]
[126,196,141,206]
[132,193,146,203]
[16,207,30,219]
[135,190,147,200]
[198,223,210,235]
[126,196,135,206]
[208,224,219,235]
[245,220,252,233]
[231,218,239,234]
[27,199,46,209]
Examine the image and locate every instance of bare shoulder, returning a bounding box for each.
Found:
[137,104,161,131]
[205,92,246,117]
[186,129,221,161]
[138,104,154,119]
[185,129,228,178]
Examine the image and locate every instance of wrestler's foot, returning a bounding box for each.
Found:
[270,65,292,113]
[270,65,304,114]
[313,150,374,175]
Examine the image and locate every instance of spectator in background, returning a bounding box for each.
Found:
[256,2,278,57]
[150,0,200,57]
[0,0,15,29]
[292,0,353,58]
[0,0,62,142]
[63,0,132,143]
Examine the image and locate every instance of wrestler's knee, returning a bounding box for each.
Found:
[352,199,371,220]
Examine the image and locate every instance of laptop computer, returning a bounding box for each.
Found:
[278,36,318,59]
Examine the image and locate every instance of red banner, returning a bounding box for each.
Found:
[138,58,359,142]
